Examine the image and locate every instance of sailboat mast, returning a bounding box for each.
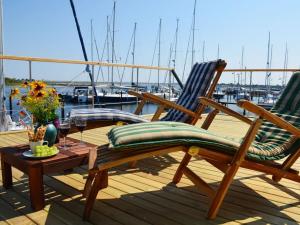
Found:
[265,32,271,88]
[158,18,162,89]
[283,43,288,86]
[131,22,137,86]
[217,44,220,59]
[241,46,244,85]
[0,0,5,131]
[191,0,196,66]
[111,1,116,86]
[69,0,97,101]
[90,19,94,84]
[173,18,179,69]
[173,19,179,84]
[106,16,110,84]
[202,41,205,62]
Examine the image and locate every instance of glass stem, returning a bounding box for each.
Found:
[64,137,66,150]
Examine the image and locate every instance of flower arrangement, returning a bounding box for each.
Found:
[10,81,60,125]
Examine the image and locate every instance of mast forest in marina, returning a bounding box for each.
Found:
[0,0,6,131]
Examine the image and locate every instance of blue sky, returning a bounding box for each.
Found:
[3,0,300,85]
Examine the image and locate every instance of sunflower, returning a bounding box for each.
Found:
[21,81,29,88]
[10,88,20,98]
[32,81,46,93]
[36,91,46,98]
[50,88,58,95]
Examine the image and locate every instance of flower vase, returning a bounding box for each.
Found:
[43,123,58,147]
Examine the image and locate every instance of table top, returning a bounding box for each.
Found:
[0,137,97,168]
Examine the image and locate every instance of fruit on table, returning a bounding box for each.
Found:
[35,146,58,157]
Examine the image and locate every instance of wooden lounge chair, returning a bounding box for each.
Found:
[82,72,300,221]
[68,59,227,133]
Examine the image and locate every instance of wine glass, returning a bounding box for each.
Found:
[75,117,87,144]
[59,119,70,150]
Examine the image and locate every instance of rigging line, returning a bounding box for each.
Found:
[163,43,173,85]
[120,25,135,85]
[147,24,159,84]
[182,22,193,82]
[108,20,122,83]
[92,29,105,83]
[163,23,178,84]
[96,26,109,84]
[60,70,87,93]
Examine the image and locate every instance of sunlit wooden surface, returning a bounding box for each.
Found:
[0,114,299,225]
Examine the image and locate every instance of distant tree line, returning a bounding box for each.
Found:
[4,77,25,85]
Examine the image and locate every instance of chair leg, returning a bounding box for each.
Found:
[207,164,240,219]
[173,153,192,184]
[129,160,138,168]
[272,150,300,182]
[83,170,108,221]
[83,171,96,197]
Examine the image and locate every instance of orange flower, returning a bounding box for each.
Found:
[36,91,46,98]
[21,81,29,88]
[32,81,46,92]
[50,88,57,95]
[10,88,20,98]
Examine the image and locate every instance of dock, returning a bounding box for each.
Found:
[0,114,299,225]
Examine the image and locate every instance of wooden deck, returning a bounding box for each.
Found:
[0,114,299,225]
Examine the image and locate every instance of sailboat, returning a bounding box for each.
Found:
[72,1,140,104]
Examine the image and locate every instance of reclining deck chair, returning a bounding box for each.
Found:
[82,72,300,220]
[68,59,227,133]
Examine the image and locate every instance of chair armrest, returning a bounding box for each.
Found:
[199,97,252,125]
[237,100,300,137]
[142,92,197,118]
[128,90,143,99]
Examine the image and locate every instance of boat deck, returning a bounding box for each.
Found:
[0,114,299,225]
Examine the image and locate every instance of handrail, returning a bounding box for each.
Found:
[0,55,172,71]
[225,69,300,72]
[1,55,299,73]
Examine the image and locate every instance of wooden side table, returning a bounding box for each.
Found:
[0,137,97,211]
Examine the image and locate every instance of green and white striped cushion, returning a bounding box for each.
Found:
[251,72,300,160]
[107,121,287,161]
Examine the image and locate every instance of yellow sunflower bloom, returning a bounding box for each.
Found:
[10,88,20,98]
[32,81,46,93]
[21,81,29,88]
[36,90,46,98]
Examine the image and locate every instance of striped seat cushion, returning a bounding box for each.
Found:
[161,61,218,122]
[68,60,219,125]
[69,108,149,123]
[107,121,292,161]
[251,72,300,160]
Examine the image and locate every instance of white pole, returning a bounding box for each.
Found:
[0,0,6,131]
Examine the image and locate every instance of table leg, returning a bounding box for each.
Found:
[1,154,12,189]
[28,166,45,211]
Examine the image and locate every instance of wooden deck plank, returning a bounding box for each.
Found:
[7,168,122,225]
[115,162,299,224]
[0,114,299,225]
[55,172,195,225]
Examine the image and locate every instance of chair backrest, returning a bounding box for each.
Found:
[253,72,300,160]
[161,60,225,123]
